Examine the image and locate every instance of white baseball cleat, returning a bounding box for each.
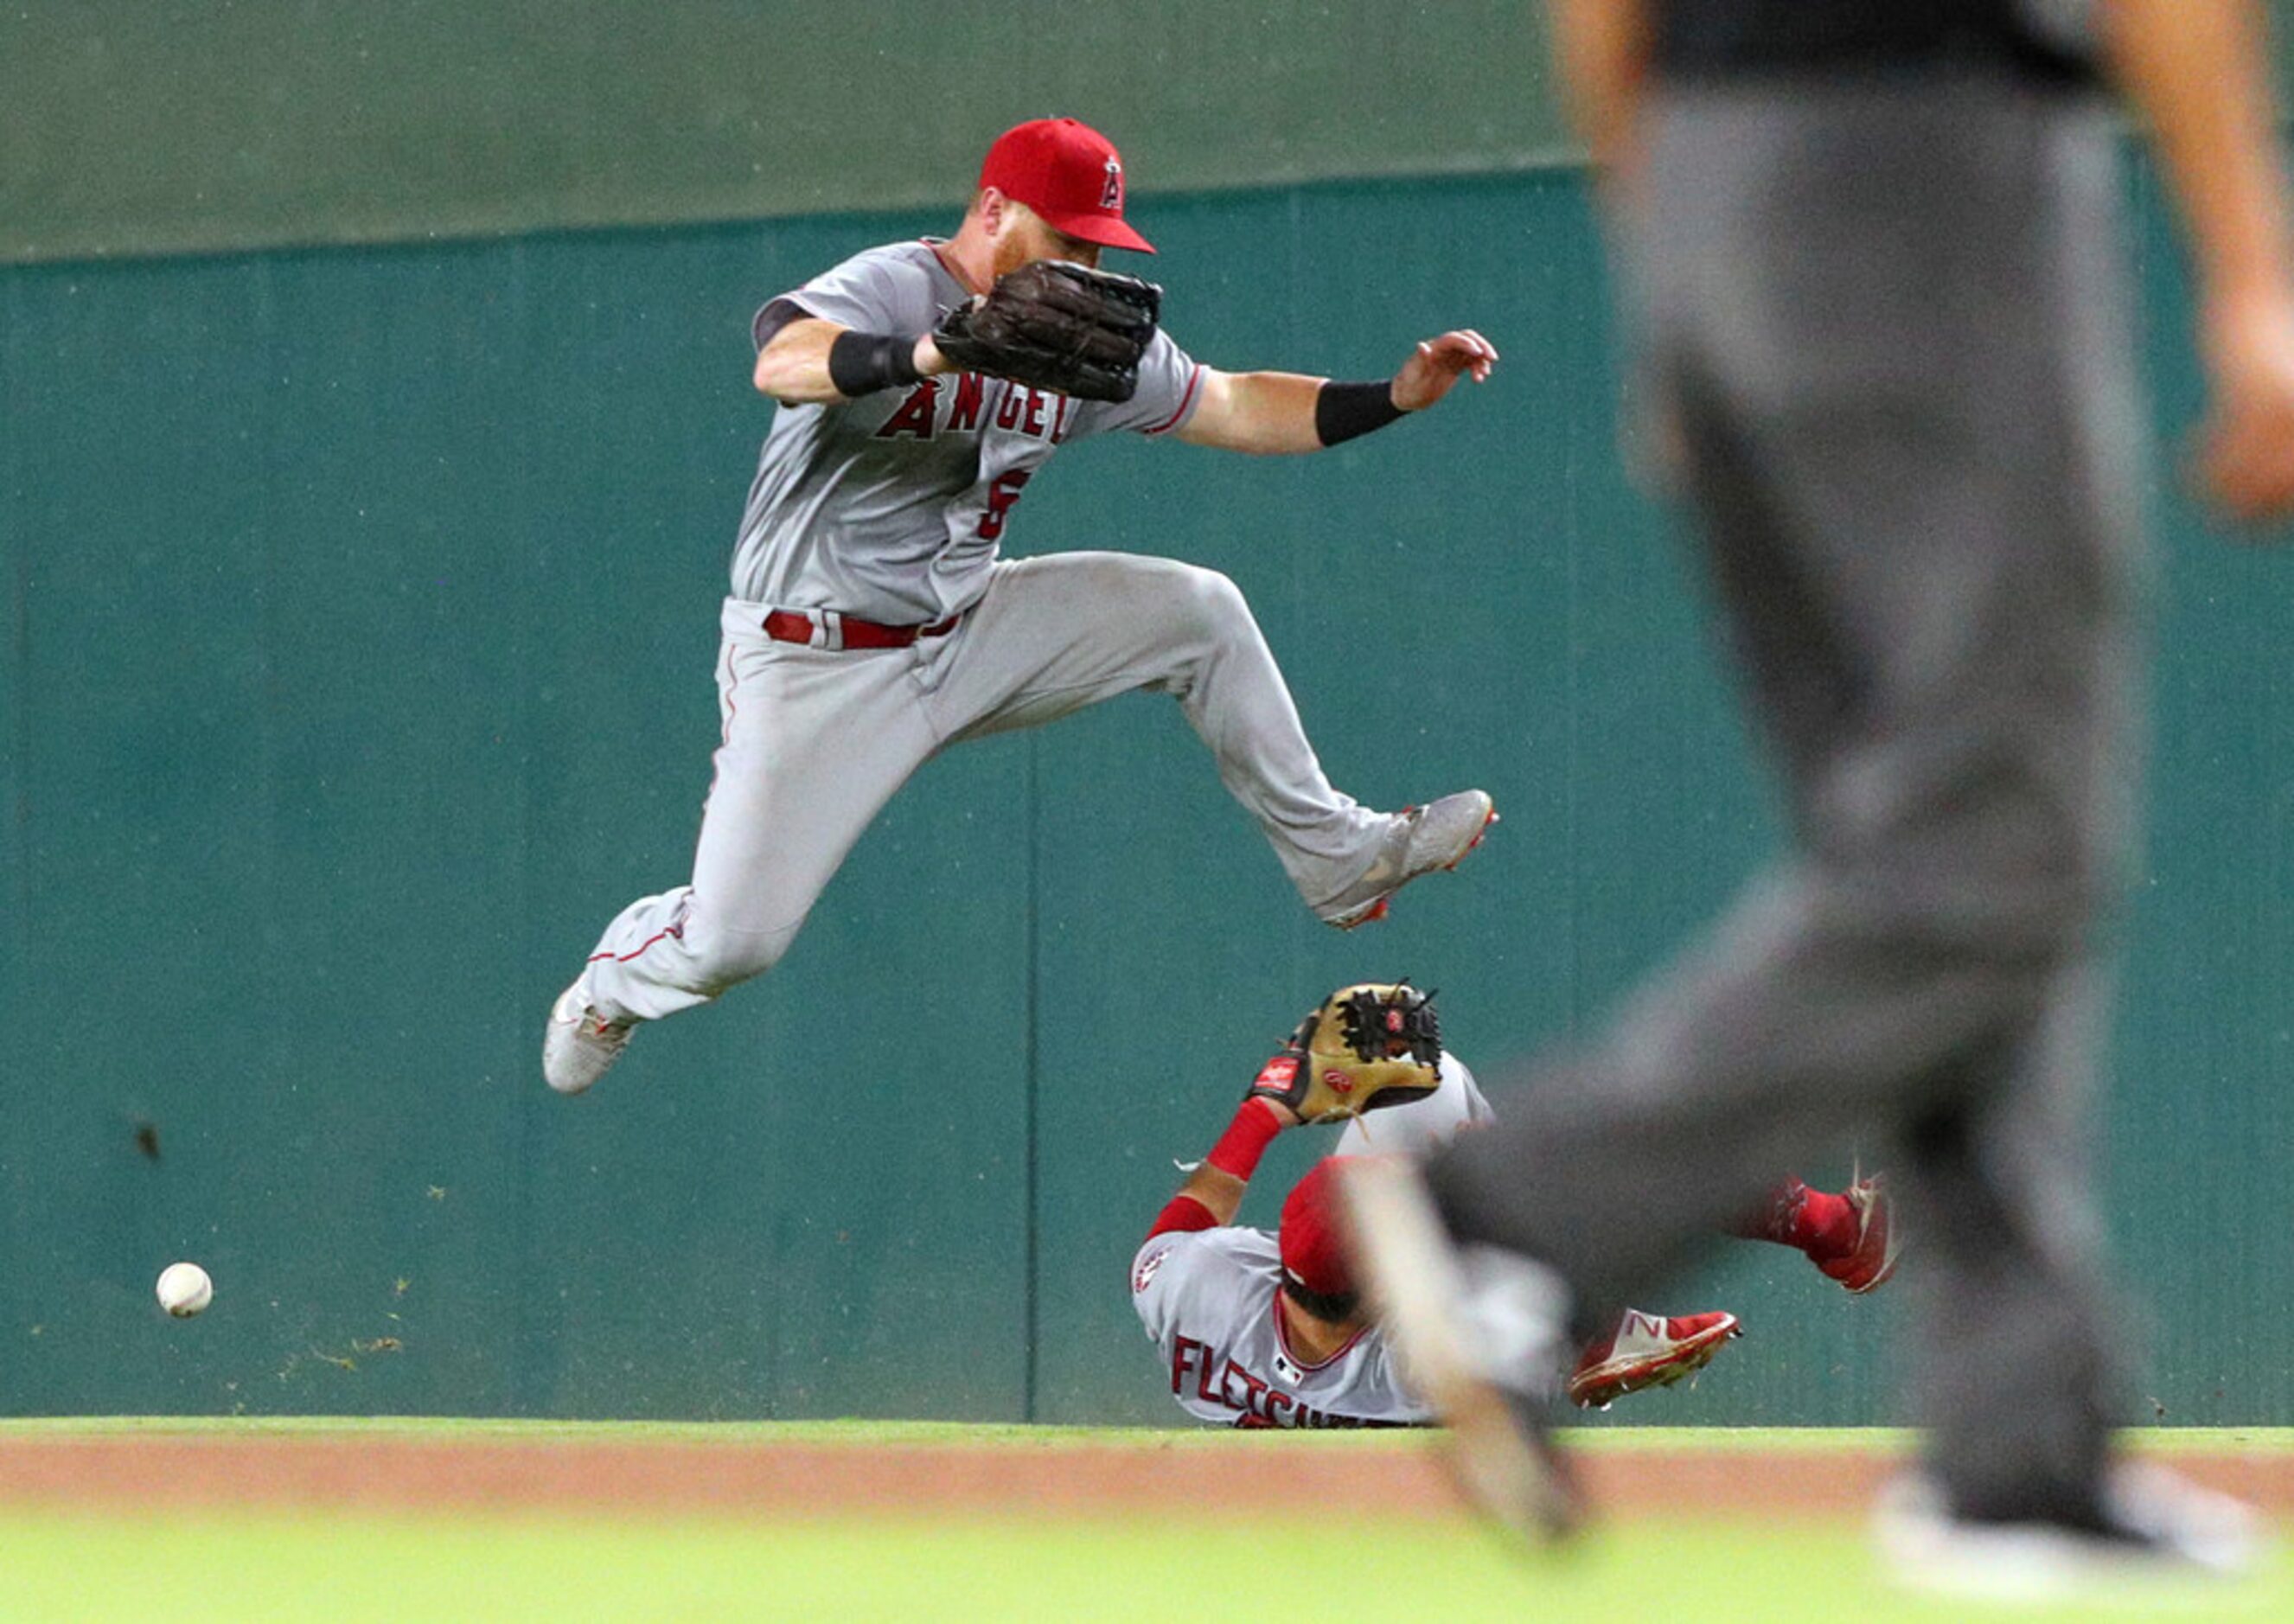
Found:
[1315,790,1498,930]
[1339,1156,1579,1542]
[1875,1463,2262,1605]
[543,972,635,1096]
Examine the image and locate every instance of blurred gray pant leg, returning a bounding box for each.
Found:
[1428,76,2144,1515]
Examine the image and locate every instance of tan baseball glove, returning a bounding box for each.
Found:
[1245,982,1444,1124]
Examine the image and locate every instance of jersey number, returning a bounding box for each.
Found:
[977,470,1033,541]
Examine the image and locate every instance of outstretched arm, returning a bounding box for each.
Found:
[752,316,951,406]
[1174,330,1499,454]
[1146,1097,1302,1239]
[2103,0,2294,521]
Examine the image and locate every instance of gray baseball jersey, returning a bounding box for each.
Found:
[1131,1226,1427,1428]
[738,240,1206,624]
[1335,1052,1492,1158]
[577,241,1390,1032]
[1131,1052,1491,1427]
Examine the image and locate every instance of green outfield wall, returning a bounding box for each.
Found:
[18,1,2294,267]
[5,153,2291,1429]
[0,0,1567,265]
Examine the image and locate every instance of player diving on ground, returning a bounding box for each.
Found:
[1134,984,1899,1425]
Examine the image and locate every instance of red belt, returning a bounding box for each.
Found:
[762,608,962,651]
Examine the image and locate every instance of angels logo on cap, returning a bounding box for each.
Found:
[979,117,1155,254]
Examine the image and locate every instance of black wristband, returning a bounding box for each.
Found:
[827,330,923,397]
[1313,378,1407,447]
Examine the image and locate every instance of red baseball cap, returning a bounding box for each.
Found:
[978,117,1155,254]
[1280,1159,1358,1301]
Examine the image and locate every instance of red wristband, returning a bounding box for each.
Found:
[1206,1097,1285,1180]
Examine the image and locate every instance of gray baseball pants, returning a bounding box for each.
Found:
[584,550,1386,1021]
[1429,74,2145,1521]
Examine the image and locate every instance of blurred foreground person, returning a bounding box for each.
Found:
[1345,0,2294,1600]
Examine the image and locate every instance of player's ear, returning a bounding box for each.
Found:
[974,187,1007,234]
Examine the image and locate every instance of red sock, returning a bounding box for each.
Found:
[1736,1178,1858,1260]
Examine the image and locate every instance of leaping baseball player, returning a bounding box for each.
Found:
[546,117,1500,1095]
[1134,984,1898,1425]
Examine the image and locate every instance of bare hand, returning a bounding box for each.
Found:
[1392,329,1498,412]
[2199,291,2294,527]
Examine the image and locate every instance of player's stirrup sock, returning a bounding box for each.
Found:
[1732,1177,1859,1261]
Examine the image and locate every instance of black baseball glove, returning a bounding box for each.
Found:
[932,260,1161,403]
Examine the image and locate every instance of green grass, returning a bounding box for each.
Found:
[3,1423,2289,1621]
[3,1506,2287,1623]
[8,1415,2294,1452]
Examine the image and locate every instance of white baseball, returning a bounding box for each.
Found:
[155,1262,213,1318]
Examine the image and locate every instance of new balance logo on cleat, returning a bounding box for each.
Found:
[1567,1309,1741,1410]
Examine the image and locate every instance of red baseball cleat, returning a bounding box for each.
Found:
[1820,1173,1901,1294]
[1567,1309,1741,1410]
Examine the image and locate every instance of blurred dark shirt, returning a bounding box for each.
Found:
[1652,0,2101,86]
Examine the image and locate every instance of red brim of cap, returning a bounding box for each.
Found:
[1039,210,1156,254]
[1280,1161,1356,1299]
